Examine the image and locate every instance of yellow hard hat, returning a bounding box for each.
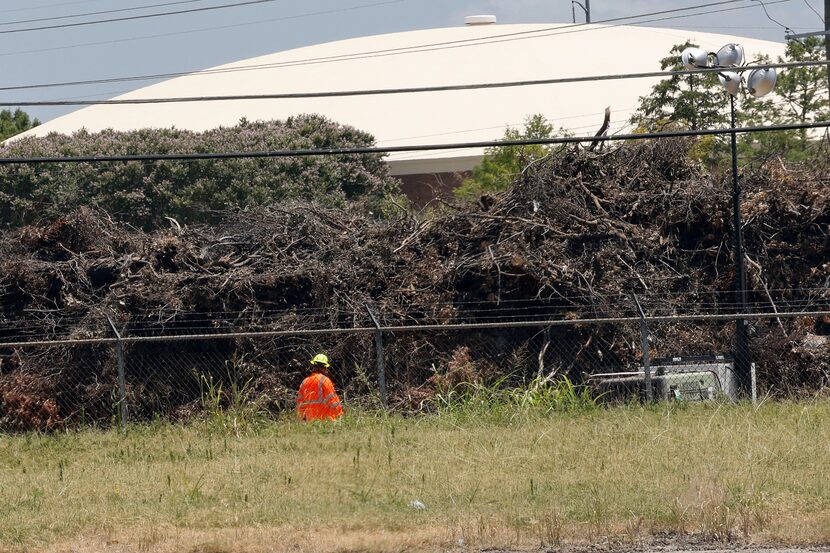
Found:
[310,353,330,368]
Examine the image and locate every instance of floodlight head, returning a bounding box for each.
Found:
[747,67,777,97]
[714,43,744,67]
[718,72,741,96]
[681,47,709,70]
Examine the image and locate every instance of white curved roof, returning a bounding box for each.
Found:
[17,23,785,175]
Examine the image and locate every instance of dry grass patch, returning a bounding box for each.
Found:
[1,401,830,552]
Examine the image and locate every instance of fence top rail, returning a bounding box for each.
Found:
[0,310,827,349]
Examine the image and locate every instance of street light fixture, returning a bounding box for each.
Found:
[681,47,709,70]
[714,43,745,67]
[679,44,778,397]
[746,68,778,97]
[718,72,741,96]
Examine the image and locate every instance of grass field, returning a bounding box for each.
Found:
[1,400,830,553]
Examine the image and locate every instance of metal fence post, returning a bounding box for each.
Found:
[106,314,128,430]
[632,294,653,402]
[364,304,387,409]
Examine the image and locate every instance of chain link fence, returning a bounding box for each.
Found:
[1,309,828,431]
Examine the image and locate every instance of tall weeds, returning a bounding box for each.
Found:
[432,375,598,419]
[196,355,267,436]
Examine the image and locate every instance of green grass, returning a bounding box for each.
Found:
[1,400,830,552]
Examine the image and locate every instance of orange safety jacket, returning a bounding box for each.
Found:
[296,371,344,421]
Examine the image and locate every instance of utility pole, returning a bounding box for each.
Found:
[730,94,751,395]
[572,1,591,23]
[585,0,591,23]
[826,0,829,99]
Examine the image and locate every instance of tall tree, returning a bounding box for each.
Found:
[740,38,829,161]
[775,37,829,125]
[634,40,829,163]
[630,41,728,131]
[454,114,560,200]
[0,109,40,142]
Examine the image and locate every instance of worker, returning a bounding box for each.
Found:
[296,353,344,421]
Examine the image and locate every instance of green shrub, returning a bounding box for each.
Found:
[0,115,402,229]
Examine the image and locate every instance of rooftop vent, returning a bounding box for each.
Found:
[465,15,497,26]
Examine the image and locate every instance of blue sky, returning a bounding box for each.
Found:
[0,0,825,123]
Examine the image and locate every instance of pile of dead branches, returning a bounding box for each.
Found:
[1,138,827,429]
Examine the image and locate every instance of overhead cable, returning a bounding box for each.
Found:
[0,0,207,27]
[0,0,100,14]
[0,0,769,91]
[0,0,278,35]
[0,0,404,59]
[383,95,815,152]
[1,121,828,165]
[3,60,828,107]
[751,0,795,32]
[802,0,825,22]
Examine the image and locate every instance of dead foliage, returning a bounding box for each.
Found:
[0,138,827,429]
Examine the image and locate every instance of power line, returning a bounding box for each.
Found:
[0,0,207,27]
[1,121,828,165]
[802,0,825,22]
[4,4,794,125]
[648,25,781,29]
[313,0,793,73]
[0,0,765,91]
[3,60,826,107]
[0,0,279,35]
[0,0,101,14]
[382,108,633,144]
[0,0,407,59]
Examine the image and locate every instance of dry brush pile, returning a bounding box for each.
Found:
[0,138,828,429]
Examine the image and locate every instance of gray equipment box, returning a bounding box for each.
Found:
[591,355,738,402]
[652,355,738,401]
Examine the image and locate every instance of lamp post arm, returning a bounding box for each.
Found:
[572,0,590,23]
[785,28,830,40]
